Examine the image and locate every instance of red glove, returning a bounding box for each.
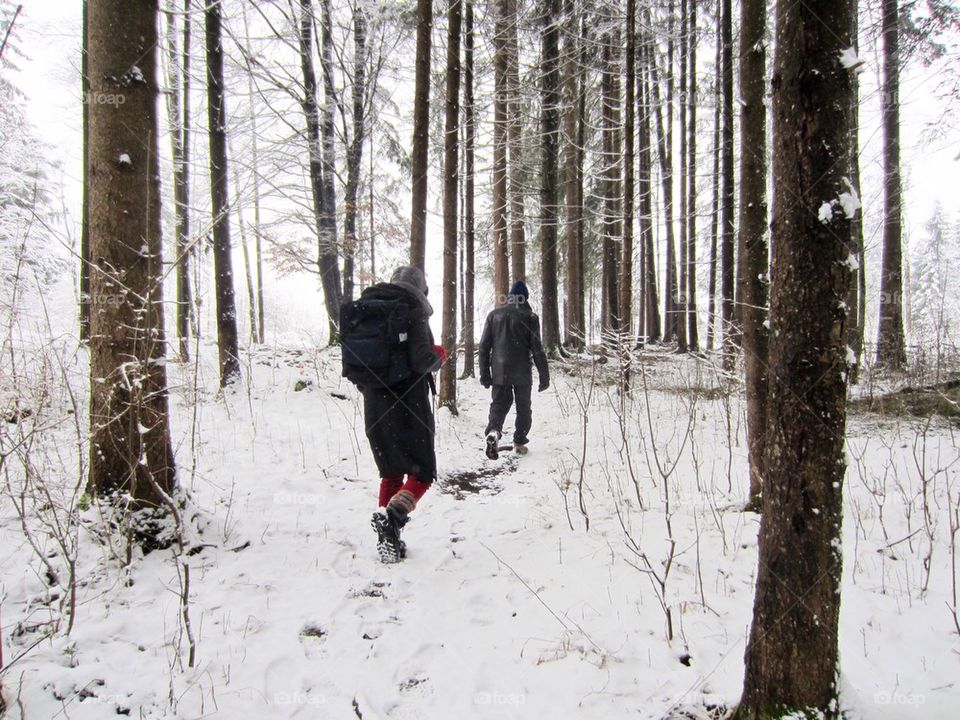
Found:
[433,344,447,362]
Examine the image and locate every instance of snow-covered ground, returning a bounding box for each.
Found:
[2,317,958,719]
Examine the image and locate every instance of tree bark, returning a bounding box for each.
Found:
[720,0,736,367]
[539,0,561,354]
[165,0,192,360]
[506,0,525,282]
[645,27,678,344]
[739,0,768,508]
[846,6,863,384]
[439,0,461,412]
[205,0,240,386]
[233,167,259,345]
[677,0,689,352]
[600,28,621,341]
[876,0,907,369]
[319,0,342,339]
[685,0,698,350]
[239,2,264,343]
[80,0,90,343]
[298,0,342,340]
[638,52,660,343]
[343,6,368,303]
[409,0,432,270]
[250,86,264,344]
[562,0,584,348]
[733,0,855,714]
[619,0,636,343]
[706,3,721,352]
[492,0,510,304]
[462,0,477,376]
[87,0,176,504]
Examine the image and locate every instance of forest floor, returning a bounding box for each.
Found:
[2,331,959,719]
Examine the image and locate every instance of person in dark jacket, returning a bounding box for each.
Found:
[478,281,550,459]
[357,265,444,563]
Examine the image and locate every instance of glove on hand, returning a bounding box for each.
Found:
[433,344,447,362]
[538,379,550,392]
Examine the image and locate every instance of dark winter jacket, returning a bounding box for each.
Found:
[358,275,441,481]
[478,295,550,388]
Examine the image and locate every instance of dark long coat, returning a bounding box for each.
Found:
[358,283,441,481]
[478,297,550,387]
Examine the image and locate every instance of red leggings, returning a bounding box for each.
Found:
[378,475,431,509]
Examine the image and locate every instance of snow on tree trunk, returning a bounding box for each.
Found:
[733,0,856,715]
[87,0,176,504]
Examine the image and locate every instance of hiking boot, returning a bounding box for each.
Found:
[514,443,528,456]
[371,509,405,563]
[485,431,501,460]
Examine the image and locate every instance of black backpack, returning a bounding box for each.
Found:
[340,297,414,388]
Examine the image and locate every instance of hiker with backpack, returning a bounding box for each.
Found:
[340,265,445,563]
[478,281,550,460]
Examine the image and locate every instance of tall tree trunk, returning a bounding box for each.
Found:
[87,0,176,504]
[409,0,433,270]
[227,129,257,344]
[299,0,342,341]
[369,132,376,284]
[646,32,678,344]
[685,0,698,350]
[462,0,477,376]
[239,2,264,343]
[720,0,736,368]
[233,169,259,345]
[619,0,636,343]
[848,7,865,382]
[205,0,241,387]
[600,29,621,341]
[80,0,90,343]
[506,0,525,282]
[562,0,584,348]
[733,0,855,714]
[319,0,342,339]
[706,3,721,352]
[739,0,768,509]
[343,7,368,303]
[250,95,264,344]
[639,54,660,343]
[876,0,907,369]
[540,0,561,353]
[677,0,689,352]
[720,0,740,371]
[165,0,192,361]
[492,0,510,304]
[439,0,461,412]
[575,39,587,340]
[666,0,677,344]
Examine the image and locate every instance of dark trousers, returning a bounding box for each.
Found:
[485,384,532,445]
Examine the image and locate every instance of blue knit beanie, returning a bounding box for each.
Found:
[509,281,529,302]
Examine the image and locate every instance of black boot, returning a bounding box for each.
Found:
[485,430,501,460]
[371,506,407,563]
